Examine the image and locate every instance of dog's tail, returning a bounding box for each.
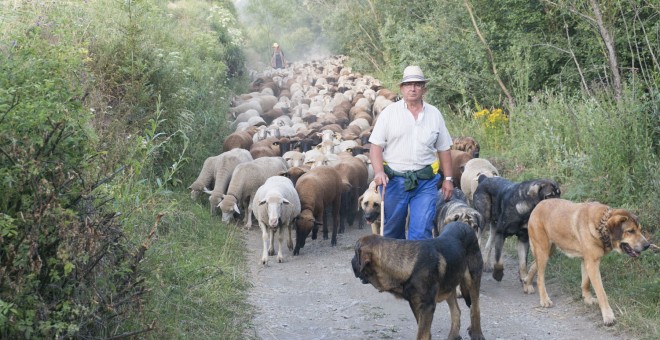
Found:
[459,281,472,307]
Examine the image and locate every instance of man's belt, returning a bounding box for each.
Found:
[384,164,435,191]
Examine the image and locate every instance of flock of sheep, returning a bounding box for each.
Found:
[185,56,653,332]
[188,55,483,265]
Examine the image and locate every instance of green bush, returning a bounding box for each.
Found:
[0,3,147,337]
[0,0,248,337]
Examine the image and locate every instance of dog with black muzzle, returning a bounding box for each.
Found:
[523,199,650,326]
[358,181,382,235]
[352,222,485,340]
[473,175,560,282]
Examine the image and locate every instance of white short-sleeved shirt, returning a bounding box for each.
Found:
[369,100,452,172]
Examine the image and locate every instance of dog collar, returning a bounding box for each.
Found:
[596,208,613,251]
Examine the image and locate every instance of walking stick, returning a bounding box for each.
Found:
[378,184,386,236]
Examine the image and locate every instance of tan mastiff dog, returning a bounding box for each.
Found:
[523,198,650,326]
[352,222,485,340]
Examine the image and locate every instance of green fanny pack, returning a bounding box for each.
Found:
[384,164,435,191]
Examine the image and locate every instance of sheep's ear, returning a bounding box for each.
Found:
[233,203,241,214]
[259,199,267,206]
[203,187,212,195]
[278,170,289,177]
[282,198,290,205]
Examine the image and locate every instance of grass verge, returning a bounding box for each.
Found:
[545,250,659,339]
[125,192,254,339]
[500,221,658,339]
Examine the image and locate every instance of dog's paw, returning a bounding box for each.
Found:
[603,313,616,326]
[540,297,554,308]
[467,326,485,340]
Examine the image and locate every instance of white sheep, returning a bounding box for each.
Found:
[201,148,253,215]
[252,176,301,264]
[282,150,305,168]
[188,154,223,200]
[215,157,288,228]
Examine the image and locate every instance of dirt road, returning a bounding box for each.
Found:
[244,223,627,340]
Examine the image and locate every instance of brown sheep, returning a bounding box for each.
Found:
[293,165,344,255]
[333,153,369,232]
[250,136,281,159]
[279,165,310,186]
[448,150,473,189]
[222,126,256,152]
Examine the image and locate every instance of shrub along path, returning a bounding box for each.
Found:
[242,222,624,339]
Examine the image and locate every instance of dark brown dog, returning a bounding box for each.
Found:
[352,222,485,340]
[523,199,650,326]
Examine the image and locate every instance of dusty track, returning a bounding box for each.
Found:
[244,223,627,340]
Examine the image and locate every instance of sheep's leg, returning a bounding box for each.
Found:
[287,222,293,251]
[260,222,269,265]
[245,200,253,229]
[268,228,276,256]
[277,226,284,263]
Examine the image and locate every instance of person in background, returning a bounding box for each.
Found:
[369,65,454,240]
[271,43,288,69]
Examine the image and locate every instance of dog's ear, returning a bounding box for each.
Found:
[359,247,372,272]
[527,183,540,197]
[606,215,628,240]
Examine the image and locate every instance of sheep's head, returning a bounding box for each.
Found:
[218,194,240,222]
[190,188,201,200]
[260,192,290,228]
[295,209,321,233]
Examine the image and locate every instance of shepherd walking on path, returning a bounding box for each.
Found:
[271,43,287,69]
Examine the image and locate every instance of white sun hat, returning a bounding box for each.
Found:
[399,65,429,84]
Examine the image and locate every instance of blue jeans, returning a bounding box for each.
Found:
[382,174,439,240]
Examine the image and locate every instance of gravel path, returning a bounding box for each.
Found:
[244,223,629,340]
